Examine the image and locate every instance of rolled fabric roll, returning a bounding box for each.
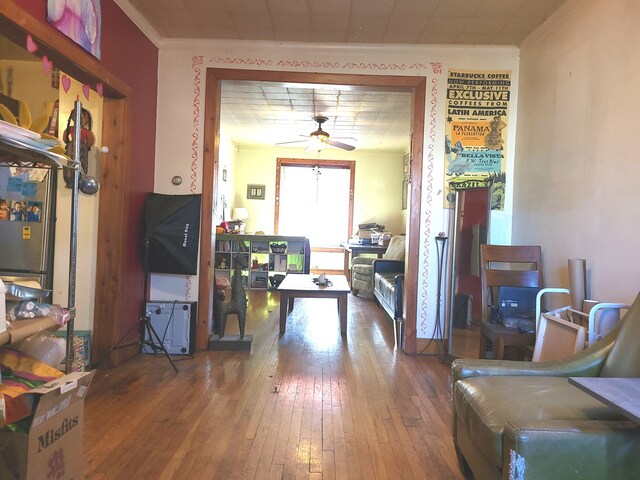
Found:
[568,258,587,311]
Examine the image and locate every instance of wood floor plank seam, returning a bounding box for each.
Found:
[83,292,465,479]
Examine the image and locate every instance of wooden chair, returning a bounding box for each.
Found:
[478,244,543,360]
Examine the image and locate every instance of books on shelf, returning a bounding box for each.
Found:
[215,234,308,290]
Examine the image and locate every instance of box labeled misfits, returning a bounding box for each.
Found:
[0,370,94,479]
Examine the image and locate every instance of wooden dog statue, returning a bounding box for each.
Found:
[216,253,247,338]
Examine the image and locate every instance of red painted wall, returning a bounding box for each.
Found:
[19,0,158,333]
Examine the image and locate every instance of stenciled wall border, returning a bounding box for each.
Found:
[191,55,443,338]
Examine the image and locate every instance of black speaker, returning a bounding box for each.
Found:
[142,301,197,354]
[142,193,202,274]
[453,293,472,328]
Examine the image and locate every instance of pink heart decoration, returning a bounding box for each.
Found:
[26,34,37,53]
[61,75,71,93]
[82,84,91,100]
[96,82,104,98]
[42,56,53,74]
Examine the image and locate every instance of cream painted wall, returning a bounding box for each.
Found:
[513,0,640,306]
[152,40,520,338]
[232,146,405,236]
[216,130,238,224]
[0,60,58,119]
[231,146,405,272]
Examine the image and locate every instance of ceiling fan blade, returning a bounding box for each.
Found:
[327,139,356,151]
[276,139,308,146]
[276,134,310,146]
[278,116,358,152]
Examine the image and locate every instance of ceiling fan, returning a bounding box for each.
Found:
[276,116,356,152]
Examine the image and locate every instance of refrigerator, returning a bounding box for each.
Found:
[0,165,57,300]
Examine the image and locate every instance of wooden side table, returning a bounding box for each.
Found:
[479,321,535,360]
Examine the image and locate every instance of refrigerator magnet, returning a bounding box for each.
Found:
[21,182,37,197]
[7,176,22,192]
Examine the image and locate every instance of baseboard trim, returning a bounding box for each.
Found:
[416,337,449,355]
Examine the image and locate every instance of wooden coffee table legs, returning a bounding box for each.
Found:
[337,293,347,334]
[279,292,291,334]
[279,291,348,336]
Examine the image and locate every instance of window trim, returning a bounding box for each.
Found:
[274,158,355,242]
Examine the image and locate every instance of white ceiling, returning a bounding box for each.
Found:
[126,0,568,45]
[221,81,413,151]
[0,2,569,152]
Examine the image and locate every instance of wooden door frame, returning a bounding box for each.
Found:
[201,68,425,353]
[1,2,135,365]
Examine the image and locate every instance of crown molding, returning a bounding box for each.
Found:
[113,0,161,47]
[159,38,519,60]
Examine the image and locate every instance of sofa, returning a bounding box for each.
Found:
[373,258,404,346]
[351,235,405,298]
[451,291,640,480]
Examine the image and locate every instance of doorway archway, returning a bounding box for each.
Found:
[200,69,426,353]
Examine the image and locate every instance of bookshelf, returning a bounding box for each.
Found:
[214,234,309,290]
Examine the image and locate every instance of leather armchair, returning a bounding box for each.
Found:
[452,291,640,480]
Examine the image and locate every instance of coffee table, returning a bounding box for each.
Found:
[569,377,640,424]
[277,273,350,335]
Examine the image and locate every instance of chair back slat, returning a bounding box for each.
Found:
[480,244,543,321]
[484,270,541,289]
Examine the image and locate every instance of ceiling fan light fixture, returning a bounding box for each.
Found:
[310,129,329,140]
[307,135,327,151]
[276,115,356,151]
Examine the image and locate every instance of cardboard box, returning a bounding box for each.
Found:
[0,370,94,479]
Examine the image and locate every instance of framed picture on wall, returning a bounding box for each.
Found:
[47,0,102,59]
[247,184,265,200]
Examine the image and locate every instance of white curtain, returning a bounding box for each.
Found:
[279,165,350,246]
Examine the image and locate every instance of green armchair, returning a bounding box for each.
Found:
[451,292,640,480]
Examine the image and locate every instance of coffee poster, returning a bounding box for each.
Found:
[444,69,512,210]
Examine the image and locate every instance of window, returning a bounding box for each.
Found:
[276,159,354,247]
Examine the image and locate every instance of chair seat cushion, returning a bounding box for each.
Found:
[351,276,373,297]
[351,263,373,277]
[453,375,625,470]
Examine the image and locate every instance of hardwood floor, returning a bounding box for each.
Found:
[83,291,464,479]
[449,325,482,360]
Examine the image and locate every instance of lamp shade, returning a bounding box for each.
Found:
[232,207,249,221]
